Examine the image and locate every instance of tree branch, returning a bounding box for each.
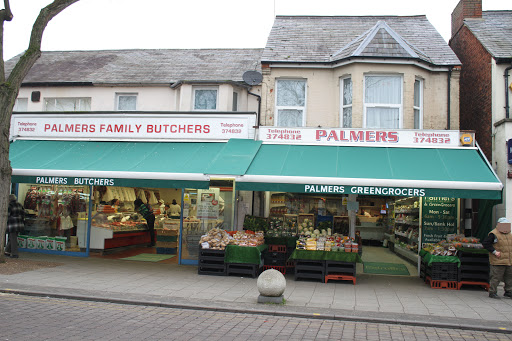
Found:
[7,0,79,89]
[3,0,13,21]
[0,0,13,82]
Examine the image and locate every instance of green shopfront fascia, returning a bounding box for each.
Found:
[9,132,503,264]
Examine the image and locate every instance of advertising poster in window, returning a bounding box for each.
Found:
[421,197,458,247]
[197,188,220,219]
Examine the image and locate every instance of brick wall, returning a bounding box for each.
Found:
[450,25,493,160]
[451,0,482,37]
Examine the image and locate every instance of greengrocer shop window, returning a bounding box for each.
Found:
[44,97,91,111]
[116,93,138,111]
[363,75,402,129]
[414,79,423,129]
[275,79,307,127]
[14,98,28,111]
[340,77,352,128]
[193,87,218,111]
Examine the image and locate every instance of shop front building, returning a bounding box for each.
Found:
[9,112,502,270]
[9,112,256,264]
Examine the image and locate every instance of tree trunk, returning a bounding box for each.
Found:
[0,0,80,262]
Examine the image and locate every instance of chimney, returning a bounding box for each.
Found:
[451,0,482,38]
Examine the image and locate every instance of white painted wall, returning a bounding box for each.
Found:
[261,63,459,130]
[16,83,261,113]
[491,61,512,222]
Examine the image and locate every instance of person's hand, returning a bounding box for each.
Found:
[495,251,502,258]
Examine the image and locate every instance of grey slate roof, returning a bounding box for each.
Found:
[263,16,460,66]
[6,49,263,85]
[463,11,512,59]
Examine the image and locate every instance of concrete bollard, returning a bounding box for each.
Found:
[257,269,286,304]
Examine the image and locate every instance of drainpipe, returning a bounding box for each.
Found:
[505,64,512,119]
[247,88,261,127]
[247,88,261,217]
[447,66,453,130]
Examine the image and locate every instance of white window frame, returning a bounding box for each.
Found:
[115,93,138,111]
[13,98,28,111]
[275,78,307,127]
[340,77,352,128]
[363,74,403,129]
[193,87,219,111]
[44,97,91,111]
[413,78,424,129]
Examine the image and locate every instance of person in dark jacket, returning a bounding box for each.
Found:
[5,194,25,258]
[134,198,155,247]
[482,217,512,299]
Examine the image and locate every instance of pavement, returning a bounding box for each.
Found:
[1,252,512,334]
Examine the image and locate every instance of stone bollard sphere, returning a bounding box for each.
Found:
[257,269,286,297]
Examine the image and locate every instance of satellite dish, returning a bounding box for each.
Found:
[243,71,263,85]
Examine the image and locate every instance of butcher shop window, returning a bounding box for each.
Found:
[44,98,91,111]
[194,87,218,111]
[116,93,138,111]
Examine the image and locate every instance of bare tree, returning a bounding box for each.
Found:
[0,0,80,262]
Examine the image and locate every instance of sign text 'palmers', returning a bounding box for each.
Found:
[304,185,426,197]
[11,115,252,140]
[36,177,115,186]
[259,127,469,148]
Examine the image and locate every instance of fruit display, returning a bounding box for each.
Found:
[199,230,265,249]
[296,234,358,252]
[396,241,418,253]
[423,234,483,256]
[199,228,230,250]
[266,216,288,237]
[230,231,264,247]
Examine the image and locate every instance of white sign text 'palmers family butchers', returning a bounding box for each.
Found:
[258,127,473,148]
[11,114,253,140]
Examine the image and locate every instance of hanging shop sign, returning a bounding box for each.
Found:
[421,197,458,247]
[258,127,474,148]
[197,188,220,219]
[10,113,255,141]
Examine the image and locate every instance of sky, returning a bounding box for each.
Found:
[2,0,511,61]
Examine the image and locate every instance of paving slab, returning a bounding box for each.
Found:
[1,252,511,333]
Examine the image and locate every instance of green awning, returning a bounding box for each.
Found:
[205,139,262,175]
[10,140,242,189]
[236,145,502,199]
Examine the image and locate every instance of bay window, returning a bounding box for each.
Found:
[364,75,402,128]
[414,79,423,129]
[340,77,352,128]
[194,87,218,111]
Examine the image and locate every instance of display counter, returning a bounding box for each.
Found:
[264,236,298,247]
[77,223,150,250]
[394,244,419,264]
[289,249,362,263]
[419,249,460,266]
[224,244,267,264]
[80,212,150,250]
